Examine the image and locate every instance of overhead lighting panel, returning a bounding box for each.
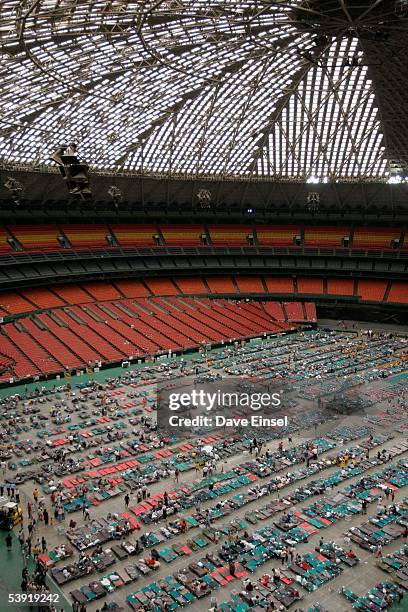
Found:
[0,1,405,181]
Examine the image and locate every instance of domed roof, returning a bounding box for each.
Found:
[0,0,407,181]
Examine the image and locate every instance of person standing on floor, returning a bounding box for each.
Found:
[5,533,12,551]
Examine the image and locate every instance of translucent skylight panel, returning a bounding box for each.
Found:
[0,1,392,178]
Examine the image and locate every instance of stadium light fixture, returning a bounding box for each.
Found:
[108,185,123,207]
[3,176,24,205]
[49,144,93,201]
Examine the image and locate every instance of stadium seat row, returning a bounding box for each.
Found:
[0,298,306,381]
[0,224,405,252]
[0,277,406,317]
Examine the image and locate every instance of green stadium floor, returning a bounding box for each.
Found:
[0,531,70,611]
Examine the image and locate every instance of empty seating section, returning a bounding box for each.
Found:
[3,324,59,374]
[239,301,286,329]
[160,225,205,246]
[297,277,324,294]
[357,279,387,301]
[207,301,262,336]
[144,278,180,296]
[262,302,286,321]
[110,224,157,247]
[40,313,103,364]
[387,281,408,304]
[20,288,66,309]
[206,277,236,293]
[182,298,256,339]
[52,284,92,305]
[257,225,299,246]
[113,280,151,298]
[0,291,33,314]
[0,278,406,322]
[154,298,225,342]
[173,277,207,295]
[0,334,39,379]
[23,317,83,370]
[283,302,304,321]
[304,302,317,321]
[112,300,183,351]
[264,277,294,293]
[235,276,265,293]
[81,282,121,301]
[1,224,407,252]
[63,307,126,361]
[207,225,251,245]
[146,298,209,345]
[327,279,354,296]
[353,227,401,248]
[0,354,13,368]
[0,228,12,253]
[219,300,275,334]
[61,224,109,248]
[86,302,158,354]
[304,226,349,247]
[8,225,60,250]
[2,279,407,382]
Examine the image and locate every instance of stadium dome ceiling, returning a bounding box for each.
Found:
[0,1,407,181]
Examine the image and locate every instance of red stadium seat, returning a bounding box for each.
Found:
[206,277,236,293]
[257,225,299,246]
[160,225,205,246]
[264,277,294,293]
[358,279,387,302]
[8,225,60,250]
[327,279,354,296]
[297,277,324,294]
[387,281,408,304]
[207,225,252,246]
[235,277,265,293]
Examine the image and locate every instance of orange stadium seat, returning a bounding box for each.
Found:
[327,279,354,296]
[0,291,33,314]
[173,278,208,294]
[263,302,285,320]
[264,277,294,293]
[52,284,93,304]
[207,225,252,245]
[81,282,121,301]
[304,302,317,321]
[8,225,60,250]
[235,276,265,293]
[353,227,402,248]
[61,224,109,248]
[160,225,205,246]
[304,226,350,247]
[387,281,408,304]
[358,279,387,301]
[0,228,13,253]
[257,225,299,246]
[111,224,157,247]
[206,277,236,293]
[144,278,180,296]
[114,280,151,298]
[297,277,324,294]
[20,288,66,309]
[284,302,304,321]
